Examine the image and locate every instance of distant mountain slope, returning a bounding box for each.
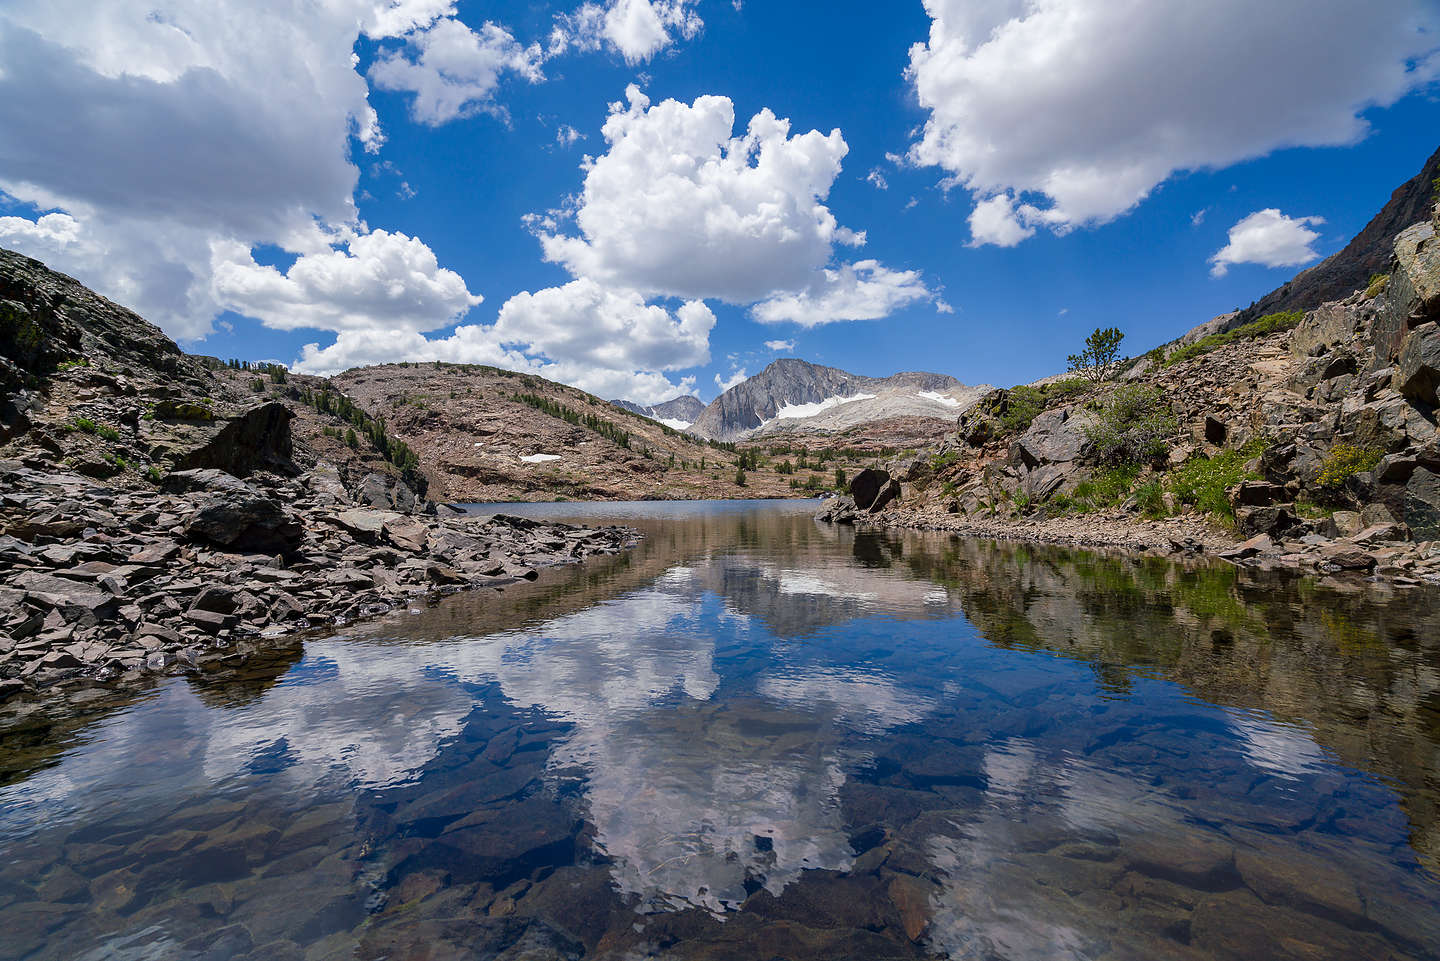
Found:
[690,358,988,442]
[332,365,870,501]
[609,394,705,429]
[1231,144,1440,328]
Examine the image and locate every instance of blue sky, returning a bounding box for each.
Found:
[1,0,1437,402]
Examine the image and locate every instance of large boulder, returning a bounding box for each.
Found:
[171,402,296,477]
[160,468,252,496]
[1012,407,1095,469]
[7,571,119,627]
[1290,303,1359,359]
[849,468,891,511]
[1373,222,1439,368]
[1235,505,1297,538]
[1405,466,1440,541]
[357,470,420,512]
[1396,324,1440,407]
[869,478,902,513]
[185,491,304,554]
[816,495,860,524]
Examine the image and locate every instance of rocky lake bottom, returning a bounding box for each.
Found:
[2,499,1439,960]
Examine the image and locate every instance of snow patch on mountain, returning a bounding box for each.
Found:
[770,393,877,422]
[918,390,964,408]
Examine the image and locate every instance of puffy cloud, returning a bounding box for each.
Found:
[212,229,483,333]
[539,85,852,303]
[967,193,1033,248]
[552,0,702,64]
[291,278,710,405]
[865,169,889,191]
[764,339,795,352]
[715,368,749,393]
[907,0,1440,245]
[0,212,81,248]
[752,260,936,328]
[369,17,544,125]
[0,0,408,339]
[495,278,713,373]
[1208,209,1326,277]
[364,0,455,38]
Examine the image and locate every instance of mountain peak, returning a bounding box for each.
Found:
[691,361,986,442]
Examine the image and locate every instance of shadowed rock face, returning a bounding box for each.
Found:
[1232,144,1440,329]
[0,247,208,393]
[172,401,297,477]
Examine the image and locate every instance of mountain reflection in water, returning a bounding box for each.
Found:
[1,499,1439,961]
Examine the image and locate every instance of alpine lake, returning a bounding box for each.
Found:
[2,499,1439,961]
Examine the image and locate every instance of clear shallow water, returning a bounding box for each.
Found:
[2,500,1440,960]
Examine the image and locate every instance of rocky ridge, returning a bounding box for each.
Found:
[689,358,987,442]
[1232,144,1440,328]
[609,393,706,428]
[820,189,1440,586]
[0,250,639,706]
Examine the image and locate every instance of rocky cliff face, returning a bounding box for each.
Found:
[0,248,641,706]
[690,358,983,442]
[609,394,706,428]
[1231,145,1440,329]
[876,198,1440,580]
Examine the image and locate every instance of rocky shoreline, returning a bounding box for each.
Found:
[823,495,1440,587]
[0,461,638,707]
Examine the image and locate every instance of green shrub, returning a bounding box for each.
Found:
[1365,273,1389,299]
[735,468,747,487]
[1084,384,1176,465]
[1164,311,1304,366]
[71,417,98,434]
[1053,465,1140,514]
[145,465,164,484]
[252,378,266,392]
[999,386,1047,434]
[1317,443,1382,488]
[1134,480,1166,518]
[1166,439,1264,522]
[95,424,121,442]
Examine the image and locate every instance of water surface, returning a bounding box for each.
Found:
[2,499,1439,960]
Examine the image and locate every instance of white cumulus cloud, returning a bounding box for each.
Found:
[540,85,851,303]
[715,368,749,393]
[907,0,1440,246]
[369,16,545,125]
[538,84,932,322]
[0,0,467,339]
[291,278,710,405]
[752,261,937,328]
[764,339,795,352]
[494,278,714,374]
[0,212,81,248]
[1208,209,1326,277]
[552,0,702,64]
[212,229,483,333]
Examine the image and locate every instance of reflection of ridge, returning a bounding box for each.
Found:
[692,551,967,638]
[882,532,1440,872]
